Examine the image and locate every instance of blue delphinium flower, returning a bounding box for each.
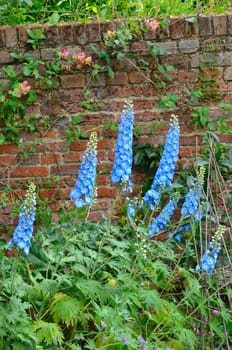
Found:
[8,182,36,255]
[149,194,179,237]
[111,101,134,192]
[144,114,179,210]
[180,188,200,220]
[168,223,191,242]
[180,167,205,221]
[196,225,225,275]
[127,201,136,218]
[122,336,128,345]
[127,197,143,218]
[143,189,161,211]
[70,132,98,208]
[138,335,147,350]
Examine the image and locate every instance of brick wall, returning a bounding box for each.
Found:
[0,15,232,227]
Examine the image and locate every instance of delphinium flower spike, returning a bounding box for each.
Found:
[195,225,225,275]
[8,182,36,255]
[171,167,206,242]
[144,114,179,210]
[111,101,134,192]
[149,193,180,237]
[138,335,147,350]
[70,131,98,208]
[127,196,143,219]
[180,166,205,221]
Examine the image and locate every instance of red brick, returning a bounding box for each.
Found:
[50,201,65,211]
[212,15,227,36]
[223,94,232,103]
[39,188,70,200]
[107,72,128,86]
[0,144,18,153]
[178,70,198,83]
[63,153,82,163]
[40,103,62,115]
[36,142,66,152]
[185,18,198,37]
[130,41,149,55]
[61,73,85,88]
[219,82,232,91]
[199,67,222,80]
[0,155,16,165]
[98,187,117,198]
[0,29,5,47]
[25,103,41,115]
[97,150,107,160]
[110,57,136,72]
[5,27,17,48]
[43,26,58,47]
[88,22,101,42]
[42,130,59,139]
[11,166,49,177]
[199,16,212,36]
[96,174,109,185]
[179,147,195,157]
[136,136,164,145]
[70,140,88,151]
[133,99,157,110]
[88,211,104,222]
[180,135,203,146]
[89,75,106,87]
[128,71,150,84]
[96,198,111,210]
[41,153,63,164]
[98,140,115,149]
[224,67,232,81]
[17,26,29,47]
[155,25,170,40]
[0,50,13,64]
[58,24,74,44]
[51,164,78,175]
[170,18,185,39]
[75,23,88,45]
[21,154,40,166]
[228,15,232,35]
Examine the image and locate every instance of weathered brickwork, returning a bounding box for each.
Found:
[0,15,232,226]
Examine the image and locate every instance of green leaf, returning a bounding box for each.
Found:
[185,17,197,23]
[107,67,114,78]
[72,115,82,125]
[116,52,125,60]
[166,65,175,72]
[32,320,64,345]
[208,122,216,131]
[0,133,5,144]
[50,293,81,327]
[22,66,32,76]
[48,12,60,25]
[23,0,33,6]
[157,64,165,74]
[10,52,21,60]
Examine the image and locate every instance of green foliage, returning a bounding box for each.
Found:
[158,92,179,110]
[0,0,231,25]
[0,29,62,144]
[50,293,81,327]
[0,210,231,349]
[32,320,64,346]
[27,29,46,50]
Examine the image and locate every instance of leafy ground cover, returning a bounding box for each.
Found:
[1,104,231,350]
[0,0,231,25]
